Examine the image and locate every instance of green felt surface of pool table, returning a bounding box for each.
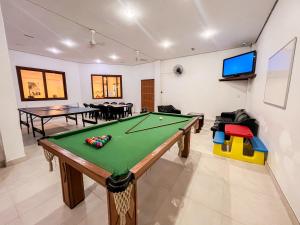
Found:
[48,113,193,177]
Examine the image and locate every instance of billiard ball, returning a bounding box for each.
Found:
[159,116,163,120]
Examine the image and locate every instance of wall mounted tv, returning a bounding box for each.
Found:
[222,51,257,77]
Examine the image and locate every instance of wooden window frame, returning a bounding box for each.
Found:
[91,74,123,99]
[16,66,68,101]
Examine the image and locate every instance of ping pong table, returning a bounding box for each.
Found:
[18,105,99,137]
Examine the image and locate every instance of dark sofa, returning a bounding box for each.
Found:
[211,109,259,137]
[157,105,181,114]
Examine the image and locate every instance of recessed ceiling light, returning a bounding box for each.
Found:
[109,54,119,60]
[160,40,173,49]
[120,5,139,21]
[46,47,62,54]
[61,39,77,48]
[95,59,102,63]
[124,7,136,19]
[200,29,217,39]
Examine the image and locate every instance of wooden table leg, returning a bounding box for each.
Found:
[194,121,200,133]
[107,182,137,225]
[194,117,203,133]
[30,114,35,137]
[199,116,204,129]
[59,159,85,209]
[177,135,184,156]
[178,130,191,158]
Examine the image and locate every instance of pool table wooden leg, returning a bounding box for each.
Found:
[177,136,184,154]
[107,182,137,225]
[59,160,85,209]
[194,118,201,133]
[178,130,191,158]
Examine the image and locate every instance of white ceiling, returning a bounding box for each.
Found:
[1,0,276,65]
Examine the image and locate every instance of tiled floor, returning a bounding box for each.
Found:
[0,118,294,225]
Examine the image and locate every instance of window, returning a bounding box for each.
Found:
[91,75,122,99]
[16,66,67,101]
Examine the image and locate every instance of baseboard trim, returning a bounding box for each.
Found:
[5,155,28,166]
[266,163,300,225]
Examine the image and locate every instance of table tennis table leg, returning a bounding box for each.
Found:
[19,111,22,129]
[26,114,30,134]
[19,112,30,134]
[41,118,45,137]
[81,112,98,127]
[30,114,35,137]
[82,113,85,127]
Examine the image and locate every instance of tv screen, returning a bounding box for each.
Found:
[222,51,257,77]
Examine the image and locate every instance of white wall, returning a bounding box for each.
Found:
[9,50,82,108]
[0,6,24,161]
[9,48,250,119]
[246,0,300,220]
[160,48,250,119]
[8,49,157,113]
[78,62,155,113]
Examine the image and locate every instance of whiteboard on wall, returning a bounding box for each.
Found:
[264,38,297,109]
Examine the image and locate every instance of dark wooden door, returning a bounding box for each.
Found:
[141,79,155,112]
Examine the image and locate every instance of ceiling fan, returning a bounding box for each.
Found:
[135,50,148,62]
[88,30,148,63]
[88,29,105,48]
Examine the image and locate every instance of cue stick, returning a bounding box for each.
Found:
[125,114,151,134]
[125,119,190,134]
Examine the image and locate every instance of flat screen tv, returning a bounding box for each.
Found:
[222,51,257,77]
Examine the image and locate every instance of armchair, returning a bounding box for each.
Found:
[157,105,181,114]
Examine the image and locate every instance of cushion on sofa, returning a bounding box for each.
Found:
[234,112,249,123]
[211,109,259,138]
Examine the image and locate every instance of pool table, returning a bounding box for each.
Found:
[39,112,198,225]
